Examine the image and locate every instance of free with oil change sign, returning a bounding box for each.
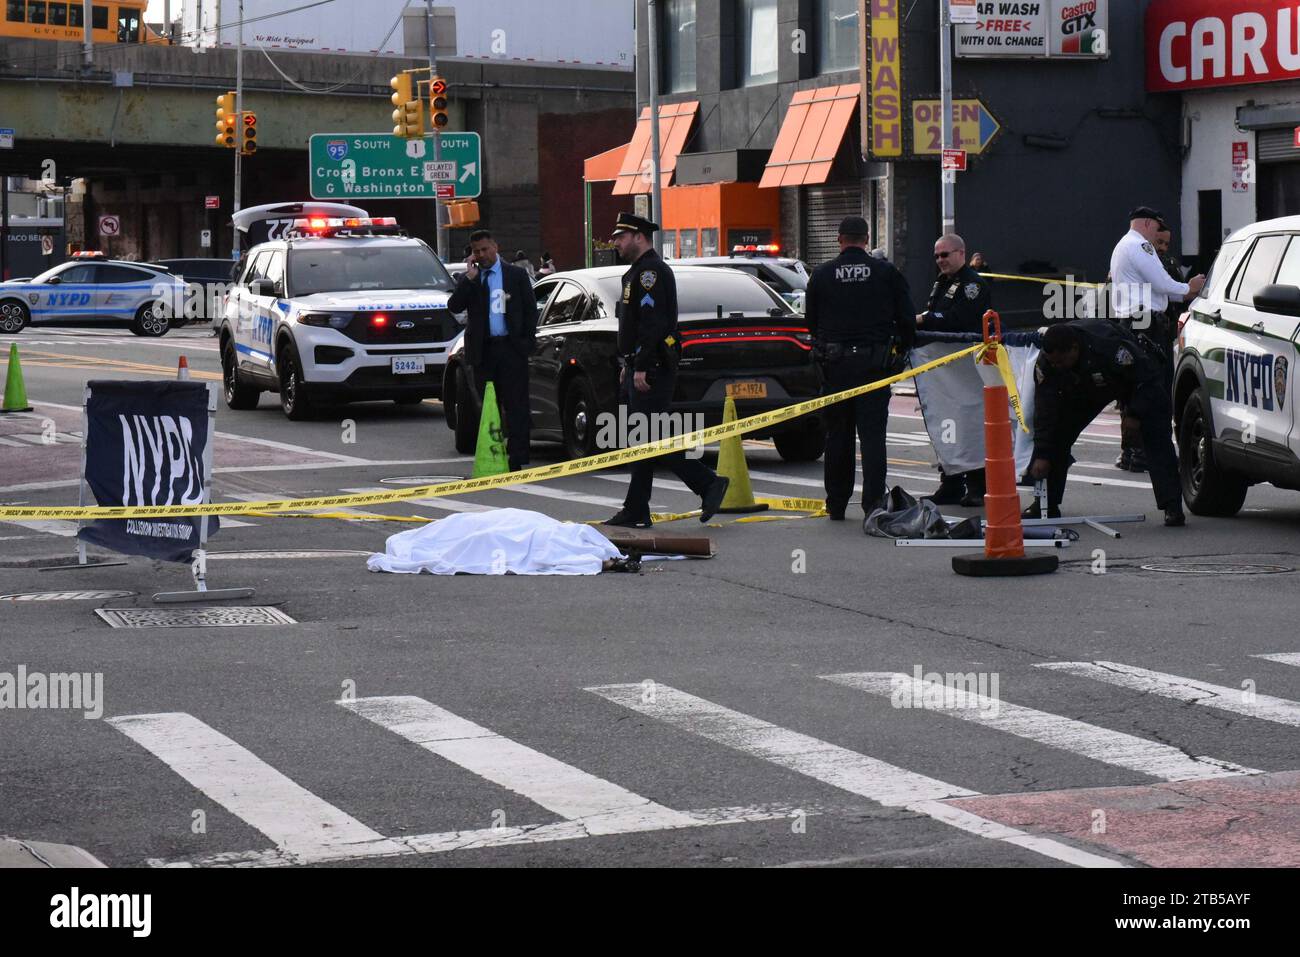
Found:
[309,132,482,200]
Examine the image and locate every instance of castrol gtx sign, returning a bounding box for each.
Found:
[1147,0,1300,92]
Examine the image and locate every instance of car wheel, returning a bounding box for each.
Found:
[1179,388,1248,516]
[562,375,600,460]
[131,302,169,337]
[453,367,480,454]
[774,420,826,462]
[277,342,317,421]
[221,339,261,410]
[0,300,29,334]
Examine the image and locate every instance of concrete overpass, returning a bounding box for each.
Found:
[0,39,634,264]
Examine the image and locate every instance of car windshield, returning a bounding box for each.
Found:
[288,245,453,296]
[597,270,792,316]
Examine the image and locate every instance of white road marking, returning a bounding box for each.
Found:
[1253,653,1300,668]
[586,683,1124,867]
[211,432,373,465]
[108,712,403,862]
[341,487,493,514]
[0,519,79,537]
[491,481,631,510]
[340,695,694,834]
[1038,661,1300,727]
[823,672,1256,781]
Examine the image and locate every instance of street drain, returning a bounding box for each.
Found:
[94,607,297,628]
[1,590,135,602]
[1140,561,1294,575]
[379,476,465,485]
[206,550,371,560]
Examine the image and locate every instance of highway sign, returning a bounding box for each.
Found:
[98,215,121,237]
[309,132,481,200]
[911,99,1000,155]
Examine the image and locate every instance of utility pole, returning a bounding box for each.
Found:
[426,0,448,261]
[82,0,92,68]
[232,0,244,259]
[646,0,663,236]
[939,0,956,234]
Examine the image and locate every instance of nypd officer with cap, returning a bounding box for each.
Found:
[805,215,917,521]
[917,232,992,507]
[603,212,730,528]
[1028,318,1185,526]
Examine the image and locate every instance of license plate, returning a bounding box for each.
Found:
[391,356,426,375]
[726,381,767,399]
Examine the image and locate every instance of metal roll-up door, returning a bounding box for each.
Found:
[1257,128,1300,164]
[803,184,864,268]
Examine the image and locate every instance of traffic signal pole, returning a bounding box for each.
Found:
[425,0,448,262]
[233,0,244,258]
[939,0,956,234]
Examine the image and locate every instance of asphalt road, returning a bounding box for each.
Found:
[2,326,1299,870]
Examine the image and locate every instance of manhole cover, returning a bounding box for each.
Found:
[379,476,465,485]
[94,607,297,628]
[206,550,372,560]
[1140,562,1294,575]
[1,590,135,602]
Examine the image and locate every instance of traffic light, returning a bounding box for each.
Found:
[390,72,423,139]
[214,91,236,148]
[429,75,449,129]
[240,111,257,155]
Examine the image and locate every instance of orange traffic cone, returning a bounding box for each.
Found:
[952,311,1057,578]
[177,355,190,380]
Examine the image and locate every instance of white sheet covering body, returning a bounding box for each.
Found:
[367,509,624,576]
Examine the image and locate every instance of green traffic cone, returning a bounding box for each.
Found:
[716,396,768,513]
[1,343,33,413]
[471,380,510,478]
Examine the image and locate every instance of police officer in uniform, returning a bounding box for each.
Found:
[805,215,917,521]
[603,212,730,528]
[1027,318,1185,526]
[917,233,992,506]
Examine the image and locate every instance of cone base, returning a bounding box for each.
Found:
[717,503,769,514]
[0,406,34,413]
[951,553,1059,577]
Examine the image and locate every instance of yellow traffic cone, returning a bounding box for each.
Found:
[716,395,768,514]
[0,343,33,413]
[471,381,510,478]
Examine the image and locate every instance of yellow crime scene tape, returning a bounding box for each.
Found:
[975,342,1029,434]
[979,272,1105,290]
[0,344,992,521]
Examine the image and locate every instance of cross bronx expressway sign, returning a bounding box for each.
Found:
[308,132,482,200]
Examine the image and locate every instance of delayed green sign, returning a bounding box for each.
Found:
[309,132,482,200]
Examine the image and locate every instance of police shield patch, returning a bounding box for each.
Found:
[1141,242,1155,255]
[1115,347,1134,366]
[639,270,657,290]
[964,283,980,300]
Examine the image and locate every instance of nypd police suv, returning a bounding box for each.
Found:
[1175,214,1300,514]
[218,213,461,420]
[0,252,185,336]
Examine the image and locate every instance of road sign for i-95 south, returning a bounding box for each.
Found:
[309,132,481,200]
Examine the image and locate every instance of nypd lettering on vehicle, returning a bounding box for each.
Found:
[1223,348,1286,412]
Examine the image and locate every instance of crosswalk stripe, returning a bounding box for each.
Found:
[1038,661,1300,727]
[822,672,1257,781]
[0,519,79,537]
[490,481,629,510]
[1253,653,1300,668]
[108,712,404,862]
[340,695,694,834]
[586,682,1124,867]
[340,487,494,514]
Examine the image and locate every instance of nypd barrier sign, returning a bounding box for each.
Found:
[77,381,219,563]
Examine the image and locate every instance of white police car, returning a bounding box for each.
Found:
[218,215,462,419]
[669,245,809,313]
[1175,215,1300,515]
[0,253,184,336]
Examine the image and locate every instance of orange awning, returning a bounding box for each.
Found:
[759,84,859,189]
[613,100,699,195]
[584,143,630,183]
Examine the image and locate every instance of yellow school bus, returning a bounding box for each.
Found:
[1,0,166,44]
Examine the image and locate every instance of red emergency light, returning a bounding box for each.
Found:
[731,244,781,257]
[371,313,389,327]
[72,250,106,259]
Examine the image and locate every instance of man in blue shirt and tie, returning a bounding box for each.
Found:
[448,228,538,470]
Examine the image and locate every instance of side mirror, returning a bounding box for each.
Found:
[1253,284,1300,317]
[46,276,61,285]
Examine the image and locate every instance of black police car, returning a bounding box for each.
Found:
[442,265,824,461]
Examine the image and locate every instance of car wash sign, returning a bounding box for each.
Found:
[955,1,1108,58]
[1147,0,1300,92]
[77,380,219,563]
[864,0,903,158]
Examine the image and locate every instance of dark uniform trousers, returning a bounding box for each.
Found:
[1043,381,1181,511]
[823,354,892,512]
[622,368,715,514]
[477,336,531,467]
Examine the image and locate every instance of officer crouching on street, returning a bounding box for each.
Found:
[1028,318,1185,526]
[917,233,992,507]
[805,215,917,521]
[603,212,730,528]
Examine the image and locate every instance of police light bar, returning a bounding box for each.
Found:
[287,216,400,236]
[730,244,781,256]
[72,250,106,259]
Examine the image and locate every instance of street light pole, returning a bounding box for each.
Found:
[646,0,663,238]
[426,0,448,261]
[939,0,956,234]
[233,0,244,258]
